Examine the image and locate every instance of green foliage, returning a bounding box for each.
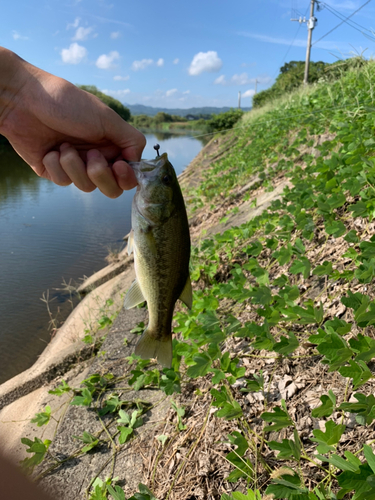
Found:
[20,437,51,473]
[78,85,131,121]
[207,108,244,132]
[30,405,52,427]
[73,431,100,453]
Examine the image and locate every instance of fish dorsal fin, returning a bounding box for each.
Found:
[127,229,134,256]
[124,279,145,309]
[179,275,192,309]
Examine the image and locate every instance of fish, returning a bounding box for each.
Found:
[124,152,192,368]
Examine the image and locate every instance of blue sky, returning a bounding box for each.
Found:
[1,0,375,109]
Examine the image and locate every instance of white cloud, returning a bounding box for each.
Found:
[214,75,226,85]
[131,58,153,71]
[156,58,164,67]
[12,31,28,40]
[96,51,120,69]
[110,31,121,39]
[67,17,80,30]
[114,75,130,81]
[101,89,131,100]
[188,51,222,76]
[166,88,178,97]
[242,89,255,98]
[215,72,271,86]
[183,90,190,94]
[173,58,179,64]
[72,26,93,41]
[61,43,87,64]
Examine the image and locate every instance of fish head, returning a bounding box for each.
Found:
[130,153,181,224]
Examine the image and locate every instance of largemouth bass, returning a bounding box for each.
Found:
[124,152,192,368]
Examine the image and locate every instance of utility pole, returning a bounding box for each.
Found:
[254,79,258,94]
[238,91,241,109]
[291,0,317,85]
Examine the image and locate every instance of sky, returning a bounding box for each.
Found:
[1,0,375,110]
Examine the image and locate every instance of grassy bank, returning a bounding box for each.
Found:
[23,59,375,499]
[136,59,375,498]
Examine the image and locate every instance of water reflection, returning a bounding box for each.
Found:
[0,146,44,207]
[0,132,204,384]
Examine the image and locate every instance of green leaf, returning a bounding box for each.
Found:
[48,380,71,396]
[215,400,243,420]
[337,463,373,497]
[290,257,311,279]
[273,244,293,265]
[266,471,310,499]
[186,353,212,378]
[261,406,293,432]
[31,406,51,427]
[312,261,333,276]
[311,391,336,418]
[250,286,272,305]
[344,229,359,243]
[339,360,373,389]
[273,332,299,355]
[73,431,99,453]
[339,393,375,425]
[268,438,300,460]
[71,387,93,407]
[107,485,126,500]
[311,420,345,454]
[348,200,368,217]
[324,220,346,238]
[90,484,107,500]
[364,445,375,474]
[20,437,51,472]
[118,426,133,444]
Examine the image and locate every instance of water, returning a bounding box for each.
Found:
[0,132,205,384]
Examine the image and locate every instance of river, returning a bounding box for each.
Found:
[0,132,205,384]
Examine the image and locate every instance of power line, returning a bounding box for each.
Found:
[312,0,373,46]
[320,1,373,34]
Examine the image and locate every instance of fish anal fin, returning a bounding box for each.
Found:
[134,329,172,368]
[124,279,145,309]
[179,275,192,309]
[127,229,134,256]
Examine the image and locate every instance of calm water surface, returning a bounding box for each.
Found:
[0,132,204,384]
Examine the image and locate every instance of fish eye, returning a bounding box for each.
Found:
[162,174,171,185]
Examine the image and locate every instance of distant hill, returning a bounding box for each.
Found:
[125,103,251,117]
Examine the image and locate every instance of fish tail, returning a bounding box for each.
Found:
[134,329,172,368]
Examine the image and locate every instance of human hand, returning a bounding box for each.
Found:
[0,48,145,198]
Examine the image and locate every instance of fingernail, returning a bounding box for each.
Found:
[87,149,101,161]
[60,142,71,152]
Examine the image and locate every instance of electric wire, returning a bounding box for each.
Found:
[312,0,373,46]
[272,2,310,80]
[319,1,373,34]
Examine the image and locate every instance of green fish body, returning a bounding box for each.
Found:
[124,153,191,367]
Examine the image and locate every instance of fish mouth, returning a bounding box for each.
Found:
[128,153,168,176]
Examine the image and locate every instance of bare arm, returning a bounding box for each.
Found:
[0,47,145,198]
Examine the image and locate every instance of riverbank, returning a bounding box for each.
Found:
[0,126,288,498]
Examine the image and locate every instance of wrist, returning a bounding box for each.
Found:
[0,47,30,134]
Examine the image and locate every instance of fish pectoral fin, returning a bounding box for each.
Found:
[124,279,145,309]
[135,329,172,368]
[127,229,134,256]
[179,275,193,309]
